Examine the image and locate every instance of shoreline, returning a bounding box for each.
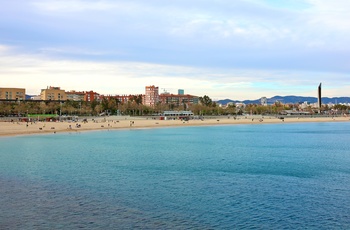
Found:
[0,116,349,137]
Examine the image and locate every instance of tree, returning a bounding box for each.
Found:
[47,102,58,114]
[81,102,92,115]
[101,97,109,112]
[94,104,102,115]
[199,95,213,107]
[108,98,118,114]
[333,104,349,115]
[91,100,98,114]
[1,102,13,116]
[135,95,143,105]
[225,103,236,115]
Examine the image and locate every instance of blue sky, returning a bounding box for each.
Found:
[1,0,349,100]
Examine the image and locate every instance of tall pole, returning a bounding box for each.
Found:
[59,101,62,121]
[318,83,322,114]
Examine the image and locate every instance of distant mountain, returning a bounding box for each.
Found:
[217,96,350,105]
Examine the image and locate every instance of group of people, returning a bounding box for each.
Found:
[68,123,81,129]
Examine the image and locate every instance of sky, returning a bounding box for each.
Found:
[1,0,350,100]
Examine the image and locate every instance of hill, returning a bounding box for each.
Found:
[217,96,350,105]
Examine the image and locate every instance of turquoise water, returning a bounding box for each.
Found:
[1,122,350,229]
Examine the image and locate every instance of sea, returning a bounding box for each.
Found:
[1,122,350,229]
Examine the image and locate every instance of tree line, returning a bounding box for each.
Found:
[1,95,349,117]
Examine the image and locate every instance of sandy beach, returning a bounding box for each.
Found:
[0,116,350,136]
[0,115,349,137]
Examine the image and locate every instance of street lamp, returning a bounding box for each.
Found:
[59,101,62,121]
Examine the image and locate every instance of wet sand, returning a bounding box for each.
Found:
[0,116,349,137]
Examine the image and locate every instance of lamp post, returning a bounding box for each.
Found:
[59,101,62,122]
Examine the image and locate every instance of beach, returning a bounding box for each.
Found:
[0,115,349,137]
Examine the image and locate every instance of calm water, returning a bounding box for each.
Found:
[1,122,350,229]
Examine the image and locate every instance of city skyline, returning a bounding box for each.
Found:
[1,0,350,100]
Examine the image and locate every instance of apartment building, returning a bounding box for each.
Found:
[144,85,159,107]
[84,91,101,102]
[103,94,144,104]
[40,86,66,101]
[159,93,199,107]
[115,95,132,103]
[66,90,85,101]
[0,88,26,100]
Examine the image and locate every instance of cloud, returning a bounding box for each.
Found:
[38,47,113,56]
[0,45,13,53]
[306,0,350,30]
[1,1,350,100]
[31,0,119,12]
[21,0,349,71]
[1,47,348,100]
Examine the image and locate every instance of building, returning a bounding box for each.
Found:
[30,95,41,100]
[300,101,309,110]
[0,87,26,100]
[235,103,246,109]
[40,86,66,101]
[159,93,199,108]
[158,88,199,108]
[101,94,131,103]
[66,90,85,101]
[261,97,268,106]
[144,85,159,107]
[161,111,194,120]
[282,110,311,116]
[84,91,101,102]
[117,94,143,104]
[102,95,123,103]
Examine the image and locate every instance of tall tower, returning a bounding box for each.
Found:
[144,85,159,107]
[318,83,322,113]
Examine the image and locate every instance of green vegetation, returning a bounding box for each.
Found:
[1,96,349,117]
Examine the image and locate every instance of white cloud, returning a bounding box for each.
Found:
[38,47,113,56]
[0,50,217,96]
[32,0,119,12]
[0,45,13,54]
[1,49,348,100]
[307,1,350,24]
[305,1,350,32]
[1,1,350,100]
[15,0,350,54]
